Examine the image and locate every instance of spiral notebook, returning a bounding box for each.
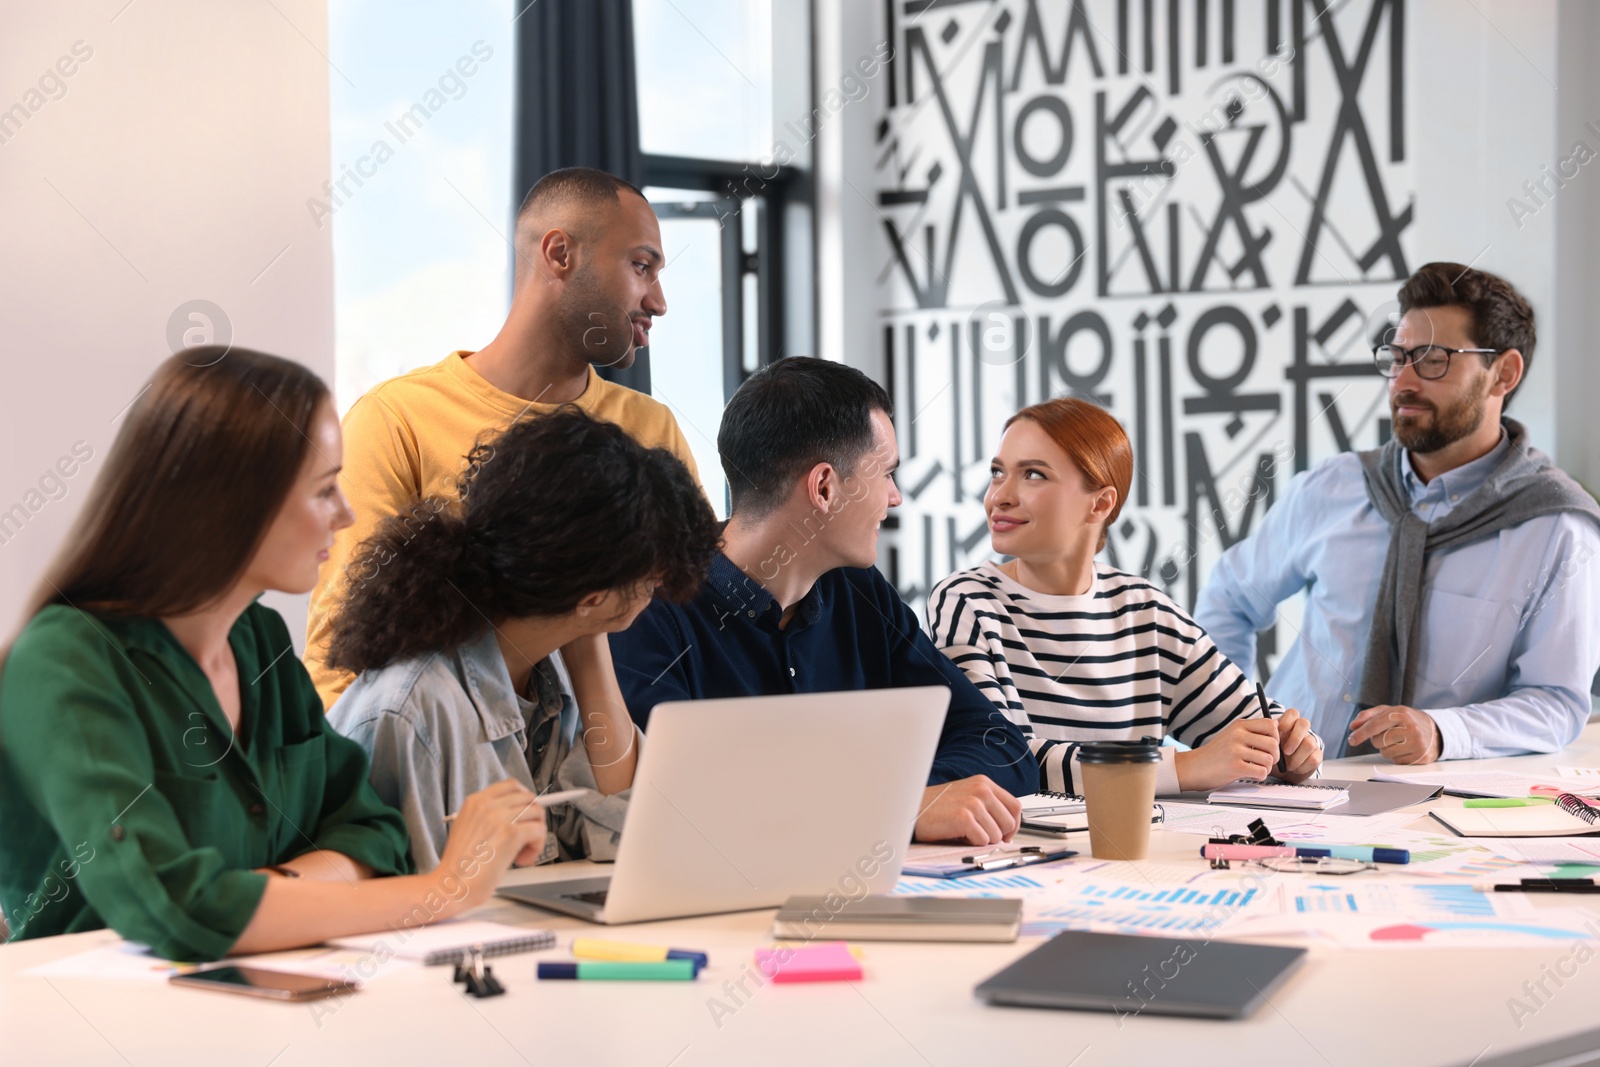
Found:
[1018,791,1088,816]
[1430,795,1600,839]
[329,921,556,966]
[1206,781,1350,811]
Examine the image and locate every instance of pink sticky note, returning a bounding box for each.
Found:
[754,941,863,984]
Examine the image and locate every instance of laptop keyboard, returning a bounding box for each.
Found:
[562,890,609,905]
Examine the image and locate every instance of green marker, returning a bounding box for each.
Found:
[537,960,697,981]
[1463,797,1555,808]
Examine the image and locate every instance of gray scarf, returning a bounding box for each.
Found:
[1348,418,1600,755]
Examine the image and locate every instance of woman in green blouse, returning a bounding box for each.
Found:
[0,348,545,961]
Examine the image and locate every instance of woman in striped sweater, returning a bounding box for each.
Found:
[926,398,1323,795]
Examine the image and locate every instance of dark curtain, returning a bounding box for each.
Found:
[514,0,651,393]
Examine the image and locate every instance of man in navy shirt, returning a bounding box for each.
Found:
[610,357,1033,845]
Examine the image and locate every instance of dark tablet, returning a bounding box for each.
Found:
[975,930,1306,1020]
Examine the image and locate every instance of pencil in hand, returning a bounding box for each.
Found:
[1256,682,1286,776]
[443,787,586,823]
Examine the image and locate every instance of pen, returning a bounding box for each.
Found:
[1256,682,1285,775]
[1463,797,1555,808]
[537,960,697,981]
[1287,842,1410,864]
[960,846,1043,863]
[1476,882,1600,894]
[960,847,1056,872]
[572,939,708,971]
[443,788,587,823]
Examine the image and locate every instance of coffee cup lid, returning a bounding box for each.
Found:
[1077,739,1162,764]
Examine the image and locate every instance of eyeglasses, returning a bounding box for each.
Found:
[1372,343,1502,380]
[1244,856,1378,876]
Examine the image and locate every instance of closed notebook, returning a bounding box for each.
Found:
[328,921,556,966]
[975,930,1306,1020]
[1430,803,1600,839]
[772,895,1022,942]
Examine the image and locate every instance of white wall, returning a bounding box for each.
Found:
[814,0,890,380]
[1555,0,1600,496]
[1411,0,1560,456]
[0,0,335,645]
[1415,0,1600,494]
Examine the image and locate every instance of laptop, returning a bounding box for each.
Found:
[496,686,950,924]
[975,930,1306,1020]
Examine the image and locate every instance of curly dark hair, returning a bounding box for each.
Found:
[326,407,719,673]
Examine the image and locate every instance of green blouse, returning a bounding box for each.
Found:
[0,602,413,961]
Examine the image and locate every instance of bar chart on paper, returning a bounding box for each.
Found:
[1020,880,1265,938]
[892,873,1050,896]
[1287,883,1500,917]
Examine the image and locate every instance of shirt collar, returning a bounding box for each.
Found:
[454,627,563,742]
[1400,429,1511,501]
[703,552,825,629]
[113,601,260,658]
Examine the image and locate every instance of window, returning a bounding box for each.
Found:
[632,0,814,514]
[326,0,516,412]
[634,0,774,161]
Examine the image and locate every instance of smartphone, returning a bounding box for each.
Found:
[169,965,357,1002]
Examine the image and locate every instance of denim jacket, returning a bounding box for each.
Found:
[327,628,633,870]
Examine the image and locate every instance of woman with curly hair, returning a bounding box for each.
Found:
[326,407,719,869]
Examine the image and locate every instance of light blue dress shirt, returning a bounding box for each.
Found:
[1194,435,1600,759]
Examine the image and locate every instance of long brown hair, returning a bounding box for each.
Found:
[22,347,329,624]
[1004,397,1133,551]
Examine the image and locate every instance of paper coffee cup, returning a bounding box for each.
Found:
[1078,740,1162,861]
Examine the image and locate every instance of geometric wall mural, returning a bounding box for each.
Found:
[875,0,1412,676]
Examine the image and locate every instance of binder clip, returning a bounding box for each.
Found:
[454,946,505,998]
[1206,818,1281,869]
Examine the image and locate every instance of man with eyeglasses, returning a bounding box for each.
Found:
[1196,262,1600,764]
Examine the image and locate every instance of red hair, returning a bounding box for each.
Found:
[1003,398,1133,550]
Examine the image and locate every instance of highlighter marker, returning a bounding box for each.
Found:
[571,939,708,971]
[537,960,696,981]
[1202,844,1298,861]
[1290,843,1410,864]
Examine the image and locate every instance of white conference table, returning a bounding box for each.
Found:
[5,728,1600,1067]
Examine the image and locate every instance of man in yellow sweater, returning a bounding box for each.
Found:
[305,167,700,709]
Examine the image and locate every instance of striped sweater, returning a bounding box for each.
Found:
[926,561,1285,795]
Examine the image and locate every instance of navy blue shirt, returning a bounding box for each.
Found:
[609,554,1034,794]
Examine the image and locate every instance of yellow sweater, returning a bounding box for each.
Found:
[305,351,699,709]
